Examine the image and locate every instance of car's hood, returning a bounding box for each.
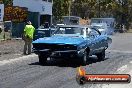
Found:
[32,36,85,45]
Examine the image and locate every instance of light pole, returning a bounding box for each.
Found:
[69,0,75,24]
[98,0,100,18]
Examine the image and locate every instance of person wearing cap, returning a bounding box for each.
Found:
[23,21,35,55]
[0,27,2,34]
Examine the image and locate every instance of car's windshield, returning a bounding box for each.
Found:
[53,27,84,35]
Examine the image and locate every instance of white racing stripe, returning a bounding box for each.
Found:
[0,54,37,66]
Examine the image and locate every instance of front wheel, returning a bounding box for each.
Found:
[96,49,105,61]
[79,50,89,65]
[38,54,47,65]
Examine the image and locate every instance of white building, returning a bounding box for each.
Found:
[13,0,53,26]
[0,4,4,22]
[0,4,4,30]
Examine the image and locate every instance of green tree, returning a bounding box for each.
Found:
[53,0,70,23]
[72,0,97,19]
[52,0,132,30]
[53,0,64,23]
[113,0,132,30]
[2,0,13,5]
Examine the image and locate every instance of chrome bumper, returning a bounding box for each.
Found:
[33,49,78,58]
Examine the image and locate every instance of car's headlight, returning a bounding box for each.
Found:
[77,49,85,54]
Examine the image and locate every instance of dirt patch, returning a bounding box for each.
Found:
[0,39,24,60]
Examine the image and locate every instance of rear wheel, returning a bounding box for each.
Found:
[96,49,105,61]
[38,54,47,65]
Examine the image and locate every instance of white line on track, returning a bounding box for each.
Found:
[130,61,132,64]
[117,65,128,72]
[107,50,132,53]
[0,54,37,66]
[0,49,132,66]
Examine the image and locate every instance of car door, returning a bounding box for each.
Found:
[89,28,102,54]
[86,29,97,54]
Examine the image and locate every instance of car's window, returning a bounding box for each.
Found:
[89,29,100,37]
[54,27,84,35]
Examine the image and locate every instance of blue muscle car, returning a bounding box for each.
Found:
[32,25,112,65]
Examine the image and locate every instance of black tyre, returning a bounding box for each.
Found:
[38,54,47,65]
[80,50,88,65]
[96,49,105,61]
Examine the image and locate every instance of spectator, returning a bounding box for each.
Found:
[23,21,35,55]
[0,27,2,34]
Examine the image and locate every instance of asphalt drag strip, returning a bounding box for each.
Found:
[0,50,132,88]
[0,50,131,66]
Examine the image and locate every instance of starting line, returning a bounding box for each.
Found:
[0,50,132,66]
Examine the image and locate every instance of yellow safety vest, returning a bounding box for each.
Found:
[24,25,35,39]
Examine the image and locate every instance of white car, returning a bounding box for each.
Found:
[91,23,108,35]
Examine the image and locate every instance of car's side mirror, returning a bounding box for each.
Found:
[91,28,101,35]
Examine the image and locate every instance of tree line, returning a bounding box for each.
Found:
[1,0,132,30]
[1,0,12,5]
[53,0,132,30]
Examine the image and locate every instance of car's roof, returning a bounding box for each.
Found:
[58,25,90,28]
[37,28,56,30]
[91,23,107,25]
[63,16,81,19]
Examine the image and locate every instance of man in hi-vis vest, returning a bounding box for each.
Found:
[23,21,35,55]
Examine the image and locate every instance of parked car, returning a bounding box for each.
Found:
[33,26,56,41]
[91,18,115,35]
[91,23,114,35]
[32,25,112,65]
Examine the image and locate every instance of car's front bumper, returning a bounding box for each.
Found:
[50,50,78,58]
[33,49,84,58]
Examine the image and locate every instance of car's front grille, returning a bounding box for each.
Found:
[33,43,77,51]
